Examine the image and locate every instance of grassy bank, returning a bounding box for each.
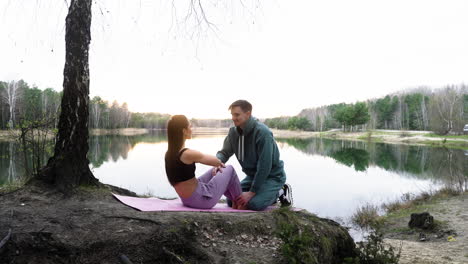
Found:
[350,188,467,231]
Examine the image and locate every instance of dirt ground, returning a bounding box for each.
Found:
[0,183,280,263]
[0,181,355,264]
[382,193,468,264]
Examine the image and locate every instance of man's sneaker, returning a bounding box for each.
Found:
[279,183,293,207]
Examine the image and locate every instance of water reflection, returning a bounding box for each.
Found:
[88,131,167,168]
[0,141,31,184]
[278,138,468,192]
[330,148,369,172]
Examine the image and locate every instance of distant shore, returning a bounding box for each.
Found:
[271,129,468,149]
[1,127,467,149]
[90,128,150,136]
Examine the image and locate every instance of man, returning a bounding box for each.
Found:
[216,100,292,210]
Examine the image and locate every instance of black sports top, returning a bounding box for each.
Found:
[165,148,196,186]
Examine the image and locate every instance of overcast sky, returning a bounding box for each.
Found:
[1,0,467,118]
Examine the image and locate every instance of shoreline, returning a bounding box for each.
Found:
[271,129,468,149]
[1,127,466,150]
[90,128,151,136]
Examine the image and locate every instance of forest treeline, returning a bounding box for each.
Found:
[266,85,468,134]
[0,80,171,130]
[0,80,227,130]
[2,80,467,134]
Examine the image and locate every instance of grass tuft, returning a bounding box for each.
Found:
[351,203,381,230]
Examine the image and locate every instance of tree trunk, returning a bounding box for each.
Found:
[38,0,98,191]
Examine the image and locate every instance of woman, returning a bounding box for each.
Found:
[165,115,242,209]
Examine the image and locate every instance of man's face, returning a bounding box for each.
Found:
[230,106,251,128]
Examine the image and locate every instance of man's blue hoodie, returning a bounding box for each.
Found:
[216,116,286,193]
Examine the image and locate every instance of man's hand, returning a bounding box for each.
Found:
[211,163,225,176]
[236,191,255,209]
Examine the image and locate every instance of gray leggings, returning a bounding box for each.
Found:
[181,165,242,209]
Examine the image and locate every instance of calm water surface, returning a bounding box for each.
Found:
[1,130,467,224]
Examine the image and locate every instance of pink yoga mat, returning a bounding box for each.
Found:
[113,193,280,212]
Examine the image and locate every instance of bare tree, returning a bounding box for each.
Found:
[1,81,21,128]
[38,0,98,191]
[36,0,223,192]
[430,86,463,134]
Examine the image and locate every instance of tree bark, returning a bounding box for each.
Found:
[38,0,98,191]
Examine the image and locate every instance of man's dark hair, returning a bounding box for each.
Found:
[229,100,252,113]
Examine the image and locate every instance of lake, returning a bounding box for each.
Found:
[1,130,467,226]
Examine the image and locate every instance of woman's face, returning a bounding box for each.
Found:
[183,122,192,139]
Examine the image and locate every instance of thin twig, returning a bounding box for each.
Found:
[104,215,161,225]
[0,229,11,252]
[162,246,185,264]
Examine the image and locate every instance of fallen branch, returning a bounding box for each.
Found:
[0,229,12,253]
[104,216,161,225]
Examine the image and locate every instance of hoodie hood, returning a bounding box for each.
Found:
[236,116,257,136]
[235,116,257,162]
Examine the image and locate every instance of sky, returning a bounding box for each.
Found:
[1,0,467,119]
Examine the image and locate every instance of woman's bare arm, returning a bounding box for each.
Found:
[180,149,223,167]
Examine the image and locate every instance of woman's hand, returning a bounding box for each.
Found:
[211,163,225,176]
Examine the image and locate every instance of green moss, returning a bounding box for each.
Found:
[273,207,355,264]
[274,208,317,264]
[0,178,28,194]
[386,227,412,234]
[320,236,333,256]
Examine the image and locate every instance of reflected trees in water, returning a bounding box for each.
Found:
[0,131,168,184]
[278,137,467,191]
[88,131,167,169]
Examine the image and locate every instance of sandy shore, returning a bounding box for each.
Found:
[383,193,468,264]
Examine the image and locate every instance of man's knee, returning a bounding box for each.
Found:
[247,195,276,211]
[247,201,268,211]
